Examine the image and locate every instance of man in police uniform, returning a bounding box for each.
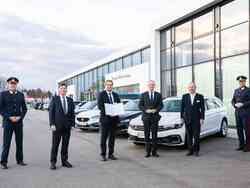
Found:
[0,77,28,169]
[0,77,27,169]
[232,75,250,152]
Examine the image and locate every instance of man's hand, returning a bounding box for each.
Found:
[200,119,204,125]
[235,103,244,108]
[9,116,17,123]
[50,125,56,131]
[181,118,185,124]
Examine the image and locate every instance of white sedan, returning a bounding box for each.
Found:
[128,96,229,146]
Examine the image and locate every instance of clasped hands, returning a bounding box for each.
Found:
[145,109,157,114]
[9,116,21,123]
[235,102,244,108]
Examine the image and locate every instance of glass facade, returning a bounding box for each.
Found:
[160,0,249,126]
[59,46,150,101]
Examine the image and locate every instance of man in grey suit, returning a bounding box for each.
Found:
[139,80,163,158]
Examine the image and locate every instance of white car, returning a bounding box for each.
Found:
[75,99,138,131]
[128,96,229,146]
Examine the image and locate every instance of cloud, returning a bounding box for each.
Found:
[0,14,114,91]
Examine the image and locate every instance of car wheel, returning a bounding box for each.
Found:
[219,119,228,137]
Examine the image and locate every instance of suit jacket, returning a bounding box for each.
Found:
[97,90,121,124]
[49,95,75,131]
[138,91,163,122]
[181,93,205,124]
[231,87,250,118]
[0,90,27,127]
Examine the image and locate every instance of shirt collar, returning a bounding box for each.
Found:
[106,90,112,95]
[9,90,17,95]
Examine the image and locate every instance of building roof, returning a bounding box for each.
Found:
[57,43,150,83]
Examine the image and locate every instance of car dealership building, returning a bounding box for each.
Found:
[59,0,249,125]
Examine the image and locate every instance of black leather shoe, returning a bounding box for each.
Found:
[243,147,250,152]
[145,154,151,158]
[50,163,56,170]
[100,156,107,162]
[186,151,193,156]
[62,161,73,168]
[108,155,118,160]
[152,153,159,157]
[1,163,8,169]
[17,161,27,166]
[236,146,244,151]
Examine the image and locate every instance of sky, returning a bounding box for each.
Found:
[0,0,212,91]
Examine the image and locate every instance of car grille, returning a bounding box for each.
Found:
[130,125,175,132]
[77,117,90,122]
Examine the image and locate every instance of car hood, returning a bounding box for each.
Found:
[76,110,100,118]
[130,112,182,126]
[119,111,142,120]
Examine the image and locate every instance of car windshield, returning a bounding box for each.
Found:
[161,99,181,112]
[124,100,139,111]
[79,101,97,110]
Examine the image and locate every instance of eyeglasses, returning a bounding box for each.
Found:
[10,82,17,85]
[239,80,246,83]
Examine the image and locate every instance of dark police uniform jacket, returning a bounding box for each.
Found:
[232,86,250,118]
[0,90,27,127]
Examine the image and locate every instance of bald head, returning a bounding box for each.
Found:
[187,82,196,94]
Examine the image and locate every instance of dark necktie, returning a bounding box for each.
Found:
[150,92,154,102]
[108,93,113,104]
[62,97,67,114]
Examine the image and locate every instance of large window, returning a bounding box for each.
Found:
[160,49,171,70]
[142,48,150,63]
[175,22,192,67]
[161,70,171,97]
[123,55,132,69]
[115,58,123,71]
[132,51,141,66]
[176,66,192,96]
[194,62,215,97]
[222,54,249,125]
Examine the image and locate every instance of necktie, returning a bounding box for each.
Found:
[150,92,153,101]
[109,93,113,104]
[62,97,67,114]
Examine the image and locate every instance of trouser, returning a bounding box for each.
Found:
[143,118,159,155]
[1,124,23,164]
[186,121,201,153]
[100,120,117,156]
[235,112,248,148]
[50,130,71,163]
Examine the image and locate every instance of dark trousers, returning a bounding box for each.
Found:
[186,121,201,153]
[1,124,23,164]
[50,130,71,164]
[143,118,159,155]
[100,120,117,156]
[235,112,248,148]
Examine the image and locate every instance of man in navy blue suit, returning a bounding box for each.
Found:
[0,77,27,169]
[49,83,75,170]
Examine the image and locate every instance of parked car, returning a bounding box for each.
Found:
[73,101,83,107]
[42,103,50,110]
[75,99,140,133]
[128,96,229,146]
[74,100,97,114]
[74,101,87,111]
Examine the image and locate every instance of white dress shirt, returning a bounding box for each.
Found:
[148,91,155,101]
[106,90,114,103]
[189,93,196,105]
[60,95,68,114]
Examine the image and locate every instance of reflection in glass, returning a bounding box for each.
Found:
[193,11,213,37]
[160,30,171,50]
[142,48,150,63]
[176,66,192,96]
[160,50,171,70]
[161,70,171,97]
[123,56,132,69]
[175,42,192,67]
[132,51,141,66]
[222,54,249,125]
[194,34,214,63]
[194,62,215,97]
[221,0,249,29]
[115,59,123,71]
[221,22,249,57]
[175,22,191,44]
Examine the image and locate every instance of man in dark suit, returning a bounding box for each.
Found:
[232,75,250,152]
[0,77,27,169]
[181,82,205,157]
[97,80,120,161]
[139,80,163,158]
[49,83,75,170]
